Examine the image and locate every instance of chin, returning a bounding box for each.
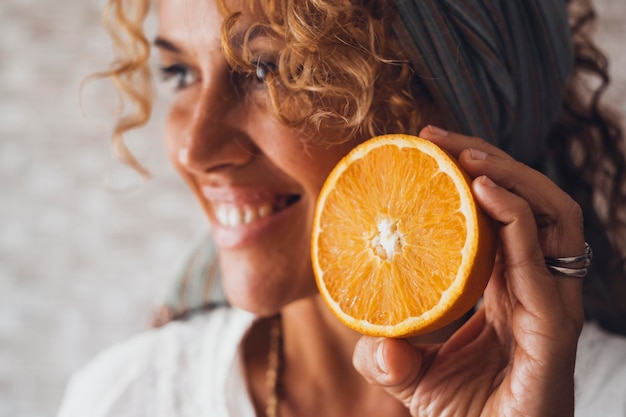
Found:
[218,252,317,316]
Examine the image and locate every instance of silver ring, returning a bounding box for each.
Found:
[544,242,592,278]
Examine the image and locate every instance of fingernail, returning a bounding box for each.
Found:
[376,340,389,374]
[481,175,498,188]
[427,125,448,136]
[469,148,488,160]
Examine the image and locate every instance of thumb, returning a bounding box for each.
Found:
[353,336,423,407]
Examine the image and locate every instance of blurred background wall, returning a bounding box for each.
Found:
[0,1,207,416]
[0,1,624,416]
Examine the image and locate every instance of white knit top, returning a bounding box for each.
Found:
[57,308,626,417]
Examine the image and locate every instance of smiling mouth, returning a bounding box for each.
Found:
[212,194,301,227]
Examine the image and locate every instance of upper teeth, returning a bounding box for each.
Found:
[214,203,275,227]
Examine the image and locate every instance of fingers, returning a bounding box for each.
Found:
[353,336,423,408]
[418,125,584,330]
[473,176,584,332]
[458,145,585,321]
[473,177,558,310]
[419,125,512,160]
[460,150,584,258]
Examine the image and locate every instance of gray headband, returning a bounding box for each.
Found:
[393,0,574,167]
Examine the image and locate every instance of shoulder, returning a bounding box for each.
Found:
[575,321,626,416]
[57,307,256,417]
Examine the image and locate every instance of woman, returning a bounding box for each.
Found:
[59,0,626,416]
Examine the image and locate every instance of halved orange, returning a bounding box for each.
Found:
[311,134,496,337]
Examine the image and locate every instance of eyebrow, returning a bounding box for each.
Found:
[154,37,182,53]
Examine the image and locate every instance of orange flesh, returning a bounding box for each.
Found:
[317,145,466,326]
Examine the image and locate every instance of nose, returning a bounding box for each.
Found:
[172,67,258,176]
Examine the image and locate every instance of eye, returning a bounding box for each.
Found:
[253,59,277,83]
[159,64,199,90]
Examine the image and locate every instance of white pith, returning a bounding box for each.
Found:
[371,218,404,260]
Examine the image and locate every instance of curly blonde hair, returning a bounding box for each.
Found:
[98,0,433,164]
[93,0,153,176]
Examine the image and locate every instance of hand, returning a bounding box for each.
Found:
[353,126,585,416]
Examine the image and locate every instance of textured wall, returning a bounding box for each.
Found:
[0,1,205,416]
[0,1,624,416]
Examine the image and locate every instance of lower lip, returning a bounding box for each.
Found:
[209,202,299,249]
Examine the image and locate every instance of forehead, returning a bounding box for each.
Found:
[157,0,265,46]
[157,0,222,44]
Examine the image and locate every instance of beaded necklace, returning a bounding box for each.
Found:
[265,314,283,417]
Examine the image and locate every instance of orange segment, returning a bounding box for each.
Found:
[311,134,496,337]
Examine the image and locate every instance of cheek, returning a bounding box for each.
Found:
[255,125,358,190]
[301,140,366,191]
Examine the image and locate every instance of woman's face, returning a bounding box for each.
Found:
[157,0,363,314]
